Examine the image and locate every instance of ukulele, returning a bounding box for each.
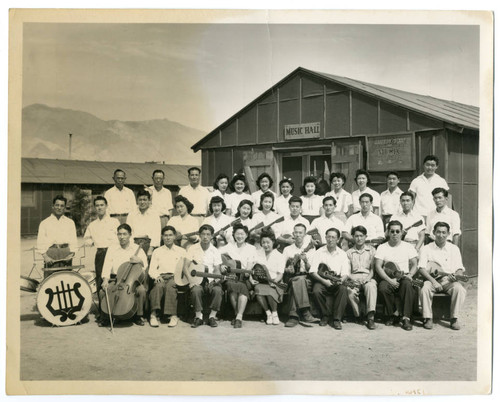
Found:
[317,263,362,289]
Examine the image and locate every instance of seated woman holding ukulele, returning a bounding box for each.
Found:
[169,195,200,249]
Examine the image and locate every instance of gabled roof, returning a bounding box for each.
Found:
[192,66,479,151]
[22,158,195,186]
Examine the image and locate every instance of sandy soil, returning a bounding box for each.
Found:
[18,237,477,382]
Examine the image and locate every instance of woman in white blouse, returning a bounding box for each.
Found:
[219,223,256,329]
[351,169,381,215]
[325,172,353,222]
[252,192,281,245]
[224,199,255,245]
[226,173,252,217]
[168,195,200,249]
[274,177,294,216]
[202,195,233,248]
[300,176,323,223]
[211,173,230,203]
[251,173,277,213]
[253,229,285,325]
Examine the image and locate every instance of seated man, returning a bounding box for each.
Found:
[346,225,377,330]
[418,222,467,330]
[100,223,148,326]
[309,228,350,330]
[148,225,187,328]
[375,220,418,331]
[186,224,224,328]
[282,223,318,327]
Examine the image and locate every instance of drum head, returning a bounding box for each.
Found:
[80,271,97,294]
[37,271,93,326]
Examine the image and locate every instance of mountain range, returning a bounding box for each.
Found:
[21,104,206,165]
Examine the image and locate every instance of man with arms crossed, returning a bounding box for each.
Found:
[179,167,211,223]
[147,169,174,229]
[104,169,136,224]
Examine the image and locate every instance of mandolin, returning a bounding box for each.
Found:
[317,263,361,289]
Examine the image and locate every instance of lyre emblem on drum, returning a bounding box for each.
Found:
[44,280,86,323]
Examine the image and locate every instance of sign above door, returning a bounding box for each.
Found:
[284,122,321,141]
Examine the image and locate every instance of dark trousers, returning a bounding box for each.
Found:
[286,276,312,318]
[94,248,107,312]
[149,277,177,316]
[191,281,223,313]
[312,282,349,321]
[378,278,416,318]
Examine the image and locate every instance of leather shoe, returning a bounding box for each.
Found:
[191,317,203,328]
[302,309,320,323]
[319,316,329,327]
[450,319,461,330]
[367,318,376,330]
[134,316,146,326]
[423,318,433,330]
[402,318,413,331]
[332,320,342,330]
[285,317,299,327]
[234,319,242,328]
[208,317,218,327]
[231,318,236,326]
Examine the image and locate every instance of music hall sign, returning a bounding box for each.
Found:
[284,122,321,140]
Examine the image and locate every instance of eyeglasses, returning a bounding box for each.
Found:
[389,230,401,234]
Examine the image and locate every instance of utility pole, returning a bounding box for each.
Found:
[68,133,72,159]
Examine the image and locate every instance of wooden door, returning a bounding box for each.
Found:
[242,149,274,193]
[331,139,363,193]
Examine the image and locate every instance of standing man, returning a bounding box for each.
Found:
[309,228,350,330]
[179,167,211,224]
[126,190,161,259]
[83,195,120,316]
[409,155,449,219]
[343,194,385,246]
[147,169,174,230]
[100,223,148,326]
[104,169,136,224]
[375,220,418,331]
[148,226,187,328]
[309,196,345,247]
[391,191,426,251]
[380,171,403,228]
[418,222,467,330]
[37,195,78,278]
[425,188,461,246]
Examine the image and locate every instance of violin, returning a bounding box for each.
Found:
[100,245,146,321]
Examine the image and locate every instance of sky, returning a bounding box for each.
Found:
[22,22,479,133]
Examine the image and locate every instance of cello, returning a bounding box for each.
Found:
[100,245,146,321]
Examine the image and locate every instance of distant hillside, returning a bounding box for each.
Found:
[22,104,205,165]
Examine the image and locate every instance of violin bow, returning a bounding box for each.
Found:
[104,287,114,335]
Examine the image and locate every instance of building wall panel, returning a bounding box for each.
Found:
[462,183,478,231]
[447,132,463,183]
[325,92,350,138]
[379,102,407,133]
[279,75,300,100]
[259,90,277,104]
[461,230,478,275]
[232,148,245,175]
[462,133,479,184]
[302,76,324,97]
[258,103,278,144]
[325,81,348,93]
[238,107,257,145]
[410,112,444,131]
[214,149,233,182]
[301,95,324,137]
[202,150,210,186]
[221,120,237,147]
[352,93,378,135]
[278,99,300,142]
[201,132,220,148]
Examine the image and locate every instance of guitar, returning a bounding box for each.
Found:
[191,270,237,283]
[175,230,199,249]
[427,261,476,285]
[173,258,204,287]
[317,263,361,289]
[249,216,285,235]
[213,217,242,238]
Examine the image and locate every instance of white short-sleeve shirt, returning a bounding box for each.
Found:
[374,241,418,274]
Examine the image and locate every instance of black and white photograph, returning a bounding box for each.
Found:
[6,8,493,396]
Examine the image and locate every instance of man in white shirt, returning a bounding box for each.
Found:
[126,190,161,259]
[310,228,350,330]
[37,195,78,278]
[100,223,148,326]
[275,196,311,250]
[425,187,461,245]
[409,155,449,218]
[83,195,120,316]
[104,169,136,224]
[309,196,345,246]
[178,167,211,222]
[418,222,467,330]
[391,191,426,251]
[146,169,174,229]
[148,225,187,328]
[380,171,403,228]
[375,220,418,331]
[343,193,385,246]
[187,224,224,328]
[282,224,318,327]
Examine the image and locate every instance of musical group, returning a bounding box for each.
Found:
[36,154,468,331]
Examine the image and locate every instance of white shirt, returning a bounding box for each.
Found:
[104,186,136,215]
[409,173,449,216]
[274,194,293,216]
[254,249,285,280]
[425,206,461,241]
[251,189,277,212]
[225,217,256,245]
[168,214,200,237]
[253,211,281,228]
[101,242,148,279]
[226,192,253,216]
[375,241,418,274]
[149,244,186,279]
[344,212,385,240]
[148,186,173,217]
[126,207,161,248]
[211,189,229,204]
[37,214,78,254]
[282,242,315,269]
[300,194,324,216]
[275,215,311,238]
[309,215,346,244]
[219,242,256,270]
[202,213,233,235]
[325,189,352,214]
[351,187,380,213]
[310,246,351,276]
[179,184,211,216]
[418,241,464,274]
[186,243,222,282]
[83,214,120,249]
[391,210,425,242]
[380,187,403,216]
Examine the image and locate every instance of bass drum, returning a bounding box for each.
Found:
[80,271,97,294]
[36,271,93,326]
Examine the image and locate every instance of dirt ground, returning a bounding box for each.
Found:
[18,237,478,382]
